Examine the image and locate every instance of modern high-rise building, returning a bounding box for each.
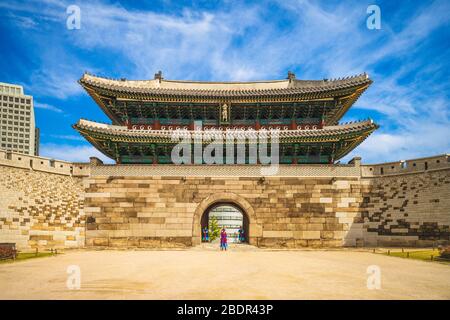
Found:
[34,127,40,156]
[0,82,38,156]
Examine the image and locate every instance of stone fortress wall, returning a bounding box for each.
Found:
[0,149,448,250]
[0,150,89,250]
[360,155,450,246]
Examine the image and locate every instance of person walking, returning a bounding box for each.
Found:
[220,228,228,251]
[239,227,245,243]
[202,226,209,242]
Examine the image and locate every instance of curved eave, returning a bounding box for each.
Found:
[79,80,122,124]
[326,81,371,125]
[334,125,378,160]
[73,120,378,160]
[72,124,117,161]
[80,80,371,102]
[79,72,372,102]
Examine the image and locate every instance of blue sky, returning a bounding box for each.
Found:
[0,0,449,163]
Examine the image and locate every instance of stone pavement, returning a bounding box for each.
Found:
[0,248,449,299]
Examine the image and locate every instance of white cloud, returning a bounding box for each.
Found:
[7,13,38,29]
[344,120,450,163]
[34,102,63,113]
[69,1,266,80]
[28,63,85,99]
[39,143,114,163]
[49,134,84,141]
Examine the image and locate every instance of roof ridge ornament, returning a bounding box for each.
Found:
[287,71,296,82]
[154,70,163,83]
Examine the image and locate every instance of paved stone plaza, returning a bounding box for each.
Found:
[1,247,449,299]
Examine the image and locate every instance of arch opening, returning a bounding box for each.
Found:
[200,202,249,244]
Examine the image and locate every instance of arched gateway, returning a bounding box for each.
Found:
[201,203,248,244]
[192,193,260,246]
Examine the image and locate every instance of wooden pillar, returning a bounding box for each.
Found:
[255,119,261,130]
[152,145,157,164]
[290,119,297,130]
[153,119,161,130]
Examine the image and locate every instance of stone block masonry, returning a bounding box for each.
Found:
[83,154,450,248]
[84,175,364,248]
[0,163,85,250]
[0,150,449,249]
[361,170,450,246]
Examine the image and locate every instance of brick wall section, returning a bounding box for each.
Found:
[360,169,450,246]
[0,165,85,250]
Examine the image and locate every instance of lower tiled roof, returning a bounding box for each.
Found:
[73,119,378,142]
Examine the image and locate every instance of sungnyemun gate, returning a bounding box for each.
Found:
[62,71,449,249]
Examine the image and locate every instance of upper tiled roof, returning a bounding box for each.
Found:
[79,72,371,98]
